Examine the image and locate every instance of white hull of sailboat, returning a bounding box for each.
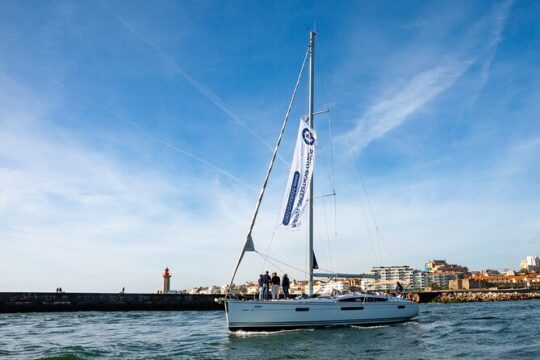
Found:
[225,295,419,331]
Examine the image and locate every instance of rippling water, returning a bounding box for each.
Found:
[1,300,539,359]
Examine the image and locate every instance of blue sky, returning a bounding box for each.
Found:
[1,0,539,292]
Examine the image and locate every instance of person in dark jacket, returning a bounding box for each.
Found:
[395,281,404,298]
[271,272,281,299]
[258,274,265,300]
[262,271,271,300]
[282,274,290,299]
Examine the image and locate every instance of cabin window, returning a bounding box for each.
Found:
[295,307,310,312]
[338,297,388,302]
[366,297,388,302]
[398,305,405,309]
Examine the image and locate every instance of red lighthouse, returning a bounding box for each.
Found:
[162,267,172,294]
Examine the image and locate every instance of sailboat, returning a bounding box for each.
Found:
[223,32,419,332]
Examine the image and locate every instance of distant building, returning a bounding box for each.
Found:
[423,259,469,289]
[481,269,501,276]
[427,272,459,289]
[519,256,540,273]
[471,274,540,289]
[316,280,350,295]
[425,260,445,272]
[188,287,203,294]
[426,259,469,274]
[219,284,246,295]
[449,278,488,290]
[362,266,427,291]
[290,280,306,295]
[243,282,259,295]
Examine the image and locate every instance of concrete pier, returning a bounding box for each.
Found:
[0,292,224,313]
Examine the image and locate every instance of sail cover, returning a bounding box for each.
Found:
[277,118,317,230]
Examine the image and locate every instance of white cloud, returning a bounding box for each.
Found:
[98,2,287,165]
[0,78,258,292]
[1,74,537,292]
[343,2,513,153]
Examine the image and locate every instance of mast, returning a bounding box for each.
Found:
[308,31,316,297]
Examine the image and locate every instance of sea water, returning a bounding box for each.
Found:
[0,300,539,359]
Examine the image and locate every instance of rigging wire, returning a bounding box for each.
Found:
[325,91,339,244]
[356,166,398,266]
[315,38,340,272]
[321,197,335,271]
[256,253,287,276]
[316,37,394,268]
[256,251,307,276]
[260,230,278,274]
[316,64,336,194]
[345,137,380,264]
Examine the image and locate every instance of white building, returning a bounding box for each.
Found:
[220,284,247,295]
[427,272,458,289]
[316,280,350,295]
[362,266,428,291]
[520,256,540,273]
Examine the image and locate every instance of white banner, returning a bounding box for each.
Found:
[277,118,317,230]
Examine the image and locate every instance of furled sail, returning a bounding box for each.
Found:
[277,118,317,230]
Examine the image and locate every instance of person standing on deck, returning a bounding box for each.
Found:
[271,272,281,300]
[282,274,290,299]
[262,271,271,300]
[395,281,404,298]
[258,274,265,300]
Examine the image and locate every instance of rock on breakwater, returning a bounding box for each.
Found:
[433,290,540,303]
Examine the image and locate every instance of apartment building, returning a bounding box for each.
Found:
[519,256,540,273]
[362,265,428,291]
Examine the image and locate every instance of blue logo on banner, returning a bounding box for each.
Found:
[302,128,315,145]
[282,171,300,225]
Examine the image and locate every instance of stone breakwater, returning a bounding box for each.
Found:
[432,290,540,303]
[0,292,225,313]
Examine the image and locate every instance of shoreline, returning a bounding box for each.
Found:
[1,290,539,313]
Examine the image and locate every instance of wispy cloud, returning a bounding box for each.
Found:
[343,2,513,153]
[12,67,257,192]
[0,98,255,291]
[99,2,286,164]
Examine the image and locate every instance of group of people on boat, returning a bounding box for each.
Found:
[258,271,290,300]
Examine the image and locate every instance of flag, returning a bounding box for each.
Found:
[277,118,317,230]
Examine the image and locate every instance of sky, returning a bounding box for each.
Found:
[1,0,539,292]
